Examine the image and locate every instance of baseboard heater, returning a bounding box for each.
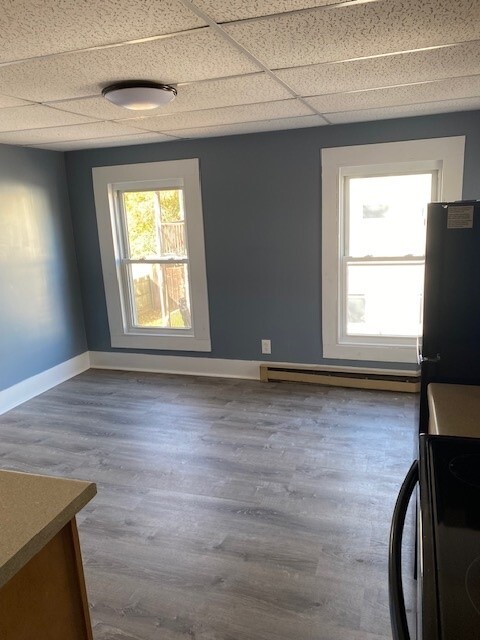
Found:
[260,364,420,393]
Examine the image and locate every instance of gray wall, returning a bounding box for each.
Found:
[65,110,480,367]
[0,144,86,391]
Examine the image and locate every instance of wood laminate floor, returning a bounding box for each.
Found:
[0,369,417,640]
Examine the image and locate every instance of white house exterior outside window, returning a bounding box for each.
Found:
[321,137,465,364]
[92,158,211,352]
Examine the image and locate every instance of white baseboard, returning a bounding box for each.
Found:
[88,351,418,380]
[0,352,90,416]
[89,351,261,380]
[0,350,419,416]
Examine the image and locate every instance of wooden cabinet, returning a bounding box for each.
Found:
[0,471,96,640]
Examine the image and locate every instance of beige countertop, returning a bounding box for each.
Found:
[428,383,480,437]
[0,470,96,589]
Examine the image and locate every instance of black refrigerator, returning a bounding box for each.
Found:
[419,200,480,430]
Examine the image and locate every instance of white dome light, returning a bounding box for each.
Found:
[102,81,177,110]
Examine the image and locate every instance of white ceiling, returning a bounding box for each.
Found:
[0,0,479,151]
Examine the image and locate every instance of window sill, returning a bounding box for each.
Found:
[323,341,418,364]
[111,333,212,352]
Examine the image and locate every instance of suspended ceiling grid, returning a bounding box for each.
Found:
[0,0,479,150]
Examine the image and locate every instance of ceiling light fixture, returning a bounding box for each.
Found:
[102,81,177,111]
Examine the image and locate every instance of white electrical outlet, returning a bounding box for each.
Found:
[261,339,271,355]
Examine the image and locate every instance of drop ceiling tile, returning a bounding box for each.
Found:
[0,29,259,103]
[224,0,480,69]
[305,75,480,113]
[276,42,480,96]
[169,114,326,138]
[125,99,313,131]
[192,0,347,22]
[30,132,177,151]
[0,122,149,146]
[0,104,97,132]
[50,74,292,120]
[326,97,480,124]
[0,94,31,109]
[0,0,205,63]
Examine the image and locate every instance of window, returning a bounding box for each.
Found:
[92,159,211,351]
[345,172,433,338]
[322,137,465,364]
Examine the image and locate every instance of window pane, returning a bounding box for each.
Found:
[347,173,432,257]
[129,262,191,329]
[122,189,187,260]
[346,263,424,337]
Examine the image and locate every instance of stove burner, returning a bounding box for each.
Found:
[449,454,480,489]
[466,556,480,616]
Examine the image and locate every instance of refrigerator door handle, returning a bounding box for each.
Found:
[416,337,423,366]
[389,461,419,640]
[418,353,441,364]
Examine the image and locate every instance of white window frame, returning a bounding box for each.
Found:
[321,136,465,364]
[92,159,211,352]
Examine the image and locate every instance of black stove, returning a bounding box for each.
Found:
[420,435,480,640]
